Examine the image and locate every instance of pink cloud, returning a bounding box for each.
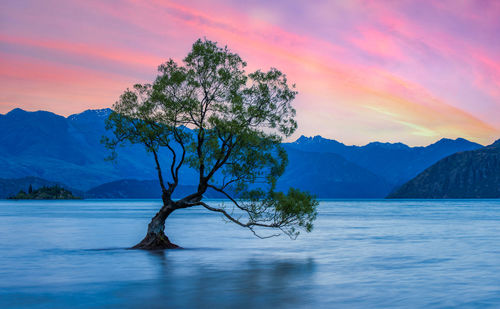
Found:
[0,34,163,70]
[350,28,408,61]
[0,0,499,145]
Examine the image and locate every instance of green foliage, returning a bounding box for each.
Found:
[9,185,80,200]
[104,38,317,238]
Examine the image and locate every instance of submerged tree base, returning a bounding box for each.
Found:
[132,232,181,250]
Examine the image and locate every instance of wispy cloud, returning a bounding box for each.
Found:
[0,0,498,145]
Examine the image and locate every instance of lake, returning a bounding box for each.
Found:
[1,199,499,308]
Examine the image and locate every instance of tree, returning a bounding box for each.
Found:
[28,184,33,194]
[104,39,318,250]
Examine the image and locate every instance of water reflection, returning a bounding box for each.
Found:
[143,250,316,308]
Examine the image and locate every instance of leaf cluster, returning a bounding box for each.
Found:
[104,38,317,238]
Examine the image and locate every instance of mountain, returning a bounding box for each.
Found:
[85,179,225,199]
[84,148,393,198]
[0,108,199,190]
[0,108,486,198]
[286,135,483,185]
[278,147,392,198]
[388,140,500,198]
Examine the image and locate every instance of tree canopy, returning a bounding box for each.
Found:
[104,39,317,245]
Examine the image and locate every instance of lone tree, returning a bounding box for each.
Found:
[104,39,318,250]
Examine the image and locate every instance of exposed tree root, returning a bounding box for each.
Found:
[132,232,181,250]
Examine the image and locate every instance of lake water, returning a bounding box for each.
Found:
[1,199,500,308]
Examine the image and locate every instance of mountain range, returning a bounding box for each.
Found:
[0,108,487,198]
[388,139,500,198]
[285,135,482,186]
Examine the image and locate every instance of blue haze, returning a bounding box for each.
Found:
[0,108,483,198]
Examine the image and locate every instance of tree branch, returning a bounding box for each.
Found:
[172,127,186,181]
[204,135,236,182]
[195,201,279,229]
[206,184,246,211]
[151,148,167,195]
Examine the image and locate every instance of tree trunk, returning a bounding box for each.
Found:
[132,201,180,250]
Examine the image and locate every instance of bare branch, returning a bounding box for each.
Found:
[196,201,278,228]
[172,127,186,181]
[151,148,167,195]
[206,184,246,211]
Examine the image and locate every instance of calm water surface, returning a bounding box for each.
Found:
[1,199,500,308]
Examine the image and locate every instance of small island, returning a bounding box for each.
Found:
[9,185,81,200]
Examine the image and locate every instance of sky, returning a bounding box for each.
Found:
[0,0,499,145]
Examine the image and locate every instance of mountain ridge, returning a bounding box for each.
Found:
[0,108,489,198]
[286,135,483,185]
[388,139,500,198]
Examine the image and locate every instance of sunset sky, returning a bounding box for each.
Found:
[1,0,499,145]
